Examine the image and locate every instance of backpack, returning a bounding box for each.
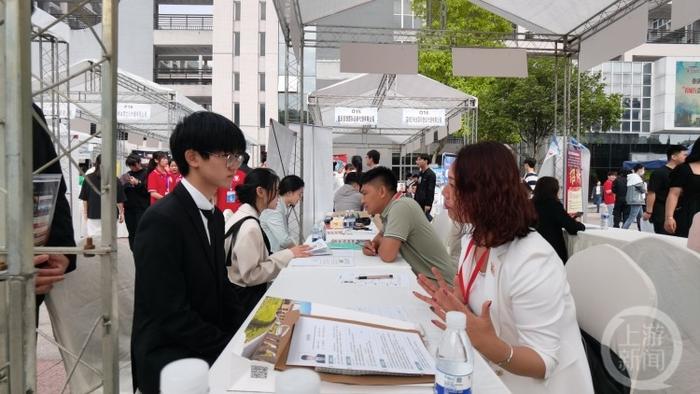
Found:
[224,216,272,266]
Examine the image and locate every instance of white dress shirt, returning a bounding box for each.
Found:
[180,178,215,243]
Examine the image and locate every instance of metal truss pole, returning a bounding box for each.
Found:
[4,1,36,393]
[100,0,120,392]
[0,2,8,393]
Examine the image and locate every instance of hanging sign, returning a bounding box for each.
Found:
[402,108,445,127]
[117,103,152,121]
[334,107,378,126]
[565,144,583,214]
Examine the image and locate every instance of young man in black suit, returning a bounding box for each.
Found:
[131,112,247,393]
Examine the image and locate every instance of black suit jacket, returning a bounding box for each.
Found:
[533,198,586,263]
[131,183,245,393]
[415,168,436,210]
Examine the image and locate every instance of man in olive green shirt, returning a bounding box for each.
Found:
[360,167,457,284]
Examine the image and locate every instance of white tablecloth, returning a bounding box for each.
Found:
[565,227,688,257]
[209,231,510,393]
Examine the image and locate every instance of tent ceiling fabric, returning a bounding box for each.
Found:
[466,0,620,34]
[297,0,375,24]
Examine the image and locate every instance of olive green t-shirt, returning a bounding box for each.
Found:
[381,198,457,284]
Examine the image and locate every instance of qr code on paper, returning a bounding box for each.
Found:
[250,365,268,380]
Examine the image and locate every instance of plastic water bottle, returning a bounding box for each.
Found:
[434,311,473,394]
[275,368,321,394]
[160,358,209,394]
[311,223,323,242]
[600,205,610,230]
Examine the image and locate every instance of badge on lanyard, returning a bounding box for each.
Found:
[226,190,237,203]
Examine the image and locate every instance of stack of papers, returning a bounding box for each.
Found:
[305,239,332,256]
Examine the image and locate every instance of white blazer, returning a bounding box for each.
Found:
[459,231,593,394]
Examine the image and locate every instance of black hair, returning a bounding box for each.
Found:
[344,172,360,185]
[685,137,700,164]
[279,175,304,195]
[93,154,102,177]
[345,163,355,172]
[607,170,618,176]
[242,151,251,166]
[532,176,559,203]
[666,145,687,161]
[524,158,536,169]
[236,168,279,209]
[367,150,380,164]
[125,153,141,167]
[169,111,246,176]
[633,163,645,172]
[351,155,363,173]
[360,167,397,193]
[147,151,168,174]
[418,153,431,163]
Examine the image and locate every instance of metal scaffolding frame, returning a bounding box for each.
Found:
[1,0,121,392]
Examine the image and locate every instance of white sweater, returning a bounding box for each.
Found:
[224,204,294,287]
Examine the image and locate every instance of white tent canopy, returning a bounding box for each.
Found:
[308,73,476,145]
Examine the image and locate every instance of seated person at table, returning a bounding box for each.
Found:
[132,112,248,394]
[360,167,457,283]
[260,174,304,252]
[333,171,363,212]
[414,142,593,393]
[532,176,585,263]
[225,168,311,316]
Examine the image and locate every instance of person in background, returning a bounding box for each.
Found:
[612,169,629,227]
[169,159,183,188]
[122,153,149,250]
[533,177,586,263]
[360,167,456,283]
[224,169,311,315]
[644,145,687,235]
[622,164,646,230]
[334,172,363,212]
[365,149,380,170]
[333,162,345,191]
[413,142,593,393]
[665,136,700,237]
[351,155,363,175]
[131,111,248,393]
[239,151,253,174]
[259,151,268,168]
[414,153,437,221]
[603,171,617,226]
[592,180,602,213]
[522,158,538,193]
[216,164,246,213]
[260,175,304,252]
[147,151,170,204]
[79,154,126,238]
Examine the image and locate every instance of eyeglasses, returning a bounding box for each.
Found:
[207,152,243,168]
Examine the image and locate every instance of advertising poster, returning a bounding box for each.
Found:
[565,146,583,214]
[674,61,700,127]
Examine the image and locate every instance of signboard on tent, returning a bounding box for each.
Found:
[565,144,583,214]
[674,61,700,127]
[402,109,446,127]
[117,103,152,122]
[334,107,377,126]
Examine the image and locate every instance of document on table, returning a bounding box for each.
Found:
[337,271,413,287]
[286,316,434,376]
[289,256,355,267]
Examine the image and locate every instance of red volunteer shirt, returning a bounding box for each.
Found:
[147,168,171,205]
[603,179,616,205]
[216,169,247,213]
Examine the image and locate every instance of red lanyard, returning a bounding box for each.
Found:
[458,239,490,305]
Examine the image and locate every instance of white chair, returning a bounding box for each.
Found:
[688,212,700,253]
[620,237,700,392]
[566,244,657,392]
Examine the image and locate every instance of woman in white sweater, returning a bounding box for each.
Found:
[224,168,310,315]
[414,142,593,394]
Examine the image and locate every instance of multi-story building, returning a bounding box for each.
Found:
[213,0,279,156]
[153,1,213,110]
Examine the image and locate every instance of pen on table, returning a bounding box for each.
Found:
[356,274,393,280]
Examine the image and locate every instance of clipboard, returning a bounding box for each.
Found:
[273,310,434,385]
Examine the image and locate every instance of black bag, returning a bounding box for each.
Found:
[580,330,630,394]
[224,216,272,265]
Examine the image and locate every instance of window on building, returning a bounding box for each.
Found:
[260,1,266,20]
[234,32,240,56]
[259,72,265,91]
[234,72,240,91]
[234,1,241,21]
[234,103,240,125]
[259,32,266,56]
[259,103,266,128]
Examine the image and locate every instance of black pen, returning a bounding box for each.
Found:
[356,274,394,280]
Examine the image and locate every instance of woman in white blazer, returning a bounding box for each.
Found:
[224,168,310,315]
[414,142,593,394]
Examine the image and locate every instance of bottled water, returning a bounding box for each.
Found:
[434,311,473,394]
[600,205,610,230]
[311,223,323,242]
